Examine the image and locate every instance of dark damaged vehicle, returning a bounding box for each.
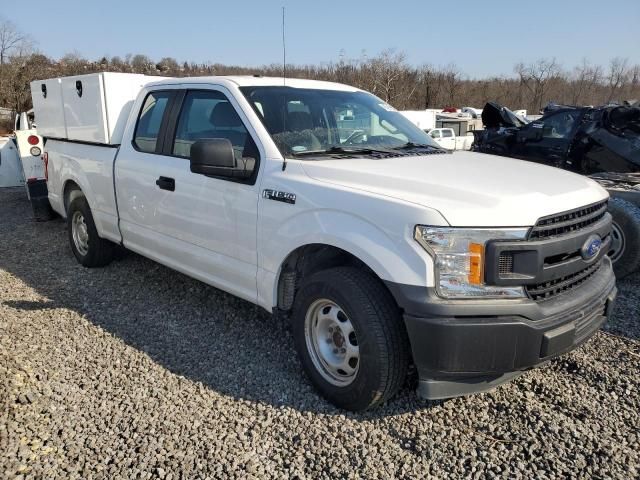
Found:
[473,101,640,278]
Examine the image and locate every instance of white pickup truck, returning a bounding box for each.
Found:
[427,127,474,151]
[32,73,617,411]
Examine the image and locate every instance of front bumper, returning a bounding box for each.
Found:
[386,256,617,400]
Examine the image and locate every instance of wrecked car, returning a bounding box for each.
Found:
[473,101,640,278]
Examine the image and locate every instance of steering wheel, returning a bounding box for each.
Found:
[344,130,366,145]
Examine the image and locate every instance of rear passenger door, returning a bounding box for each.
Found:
[115,86,262,303]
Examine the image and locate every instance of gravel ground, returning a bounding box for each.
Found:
[1,187,639,479]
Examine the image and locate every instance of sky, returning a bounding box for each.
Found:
[6,0,640,78]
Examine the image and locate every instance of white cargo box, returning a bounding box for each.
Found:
[30,78,67,139]
[31,72,166,145]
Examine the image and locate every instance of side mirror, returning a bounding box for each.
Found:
[190,138,253,180]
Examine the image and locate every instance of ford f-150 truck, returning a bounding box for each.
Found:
[32,73,617,411]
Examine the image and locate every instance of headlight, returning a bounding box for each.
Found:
[414,226,528,299]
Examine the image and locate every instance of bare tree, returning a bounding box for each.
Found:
[130,54,153,73]
[0,18,32,65]
[442,64,463,107]
[3,53,53,112]
[59,52,89,75]
[515,58,561,112]
[629,64,640,102]
[110,56,126,72]
[156,57,179,74]
[606,57,630,103]
[368,49,414,104]
[3,41,640,118]
[417,65,440,109]
[571,59,602,105]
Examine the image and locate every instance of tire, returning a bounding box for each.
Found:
[607,197,640,279]
[66,194,114,268]
[291,267,409,411]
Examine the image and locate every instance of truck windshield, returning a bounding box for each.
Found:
[240,86,441,157]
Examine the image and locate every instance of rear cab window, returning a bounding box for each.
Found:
[133,91,172,153]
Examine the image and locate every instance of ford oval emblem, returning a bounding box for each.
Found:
[581,234,602,261]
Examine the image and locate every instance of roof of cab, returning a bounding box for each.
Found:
[146,75,359,92]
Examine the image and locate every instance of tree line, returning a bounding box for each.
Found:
[1,17,639,128]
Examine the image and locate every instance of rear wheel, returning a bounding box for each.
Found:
[67,194,114,267]
[607,197,640,279]
[291,267,409,411]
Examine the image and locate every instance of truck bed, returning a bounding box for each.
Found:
[46,139,121,243]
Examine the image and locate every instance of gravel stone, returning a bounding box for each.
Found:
[0,187,638,478]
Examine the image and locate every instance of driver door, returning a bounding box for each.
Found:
[116,86,262,303]
[515,111,581,167]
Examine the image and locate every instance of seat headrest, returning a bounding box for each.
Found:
[287,111,313,132]
[211,102,243,128]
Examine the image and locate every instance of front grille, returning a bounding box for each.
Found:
[529,201,608,240]
[526,261,602,301]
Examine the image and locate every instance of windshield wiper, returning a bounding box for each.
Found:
[291,146,396,156]
[393,142,443,150]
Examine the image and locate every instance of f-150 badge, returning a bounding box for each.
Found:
[263,189,296,204]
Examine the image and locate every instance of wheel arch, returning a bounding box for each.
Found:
[272,242,419,315]
[62,179,84,214]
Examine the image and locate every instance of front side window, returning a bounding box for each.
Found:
[172,90,258,168]
[133,91,171,153]
[240,86,441,157]
[541,111,581,139]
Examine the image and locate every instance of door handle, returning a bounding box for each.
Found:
[156,176,175,191]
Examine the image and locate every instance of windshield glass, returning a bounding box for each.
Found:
[240,86,441,156]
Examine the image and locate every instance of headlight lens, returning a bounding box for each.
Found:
[414,226,528,299]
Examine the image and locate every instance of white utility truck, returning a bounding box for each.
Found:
[13,110,51,219]
[14,110,45,182]
[0,111,41,188]
[32,72,617,411]
[0,111,50,219]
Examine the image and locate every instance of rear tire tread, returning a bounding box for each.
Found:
[67,194,114,268]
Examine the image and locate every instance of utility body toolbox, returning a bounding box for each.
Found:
[30,73,165,145]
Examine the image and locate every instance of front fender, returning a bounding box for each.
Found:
[258,209,436,309]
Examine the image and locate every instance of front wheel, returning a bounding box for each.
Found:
[67,194,114,267]
[291,267,409,411]
[607,197,640,279]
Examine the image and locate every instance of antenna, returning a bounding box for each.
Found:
[281,6,288,171]
[282,6,286,85]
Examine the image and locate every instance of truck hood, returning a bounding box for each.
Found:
[300,151,608,227]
